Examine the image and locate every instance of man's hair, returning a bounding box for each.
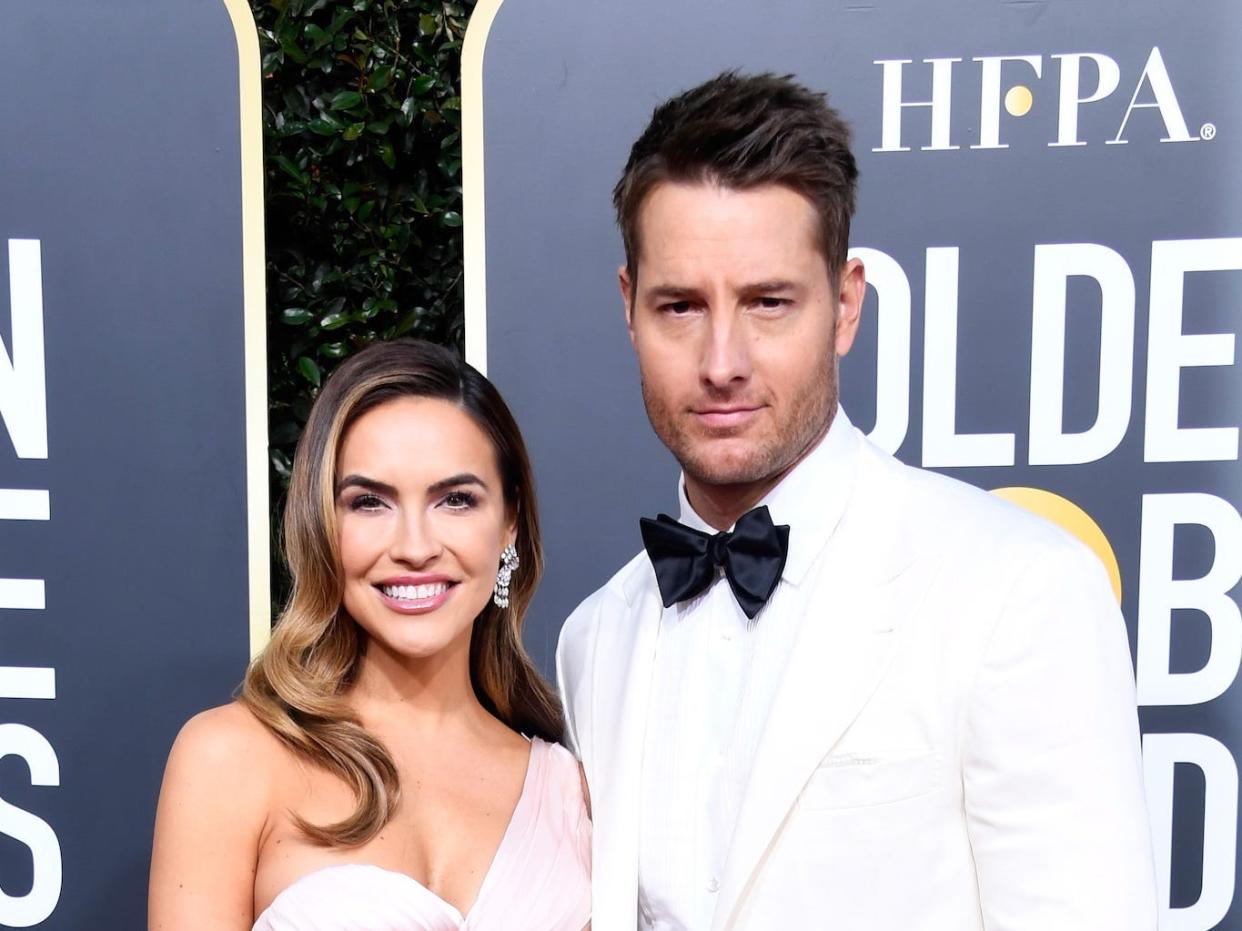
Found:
[613,70,859,283]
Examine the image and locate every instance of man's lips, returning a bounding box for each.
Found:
[692,406,762,429]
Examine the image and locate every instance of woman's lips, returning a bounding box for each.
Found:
[375,580,456,615]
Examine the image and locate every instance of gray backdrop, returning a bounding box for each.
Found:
[475,1,1242,927]
[0,1,259,927]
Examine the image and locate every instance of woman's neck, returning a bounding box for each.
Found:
[348,635,486,731]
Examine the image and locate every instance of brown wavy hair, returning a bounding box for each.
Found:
[241,339,562,846]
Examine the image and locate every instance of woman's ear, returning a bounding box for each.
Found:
[505,503,519,551]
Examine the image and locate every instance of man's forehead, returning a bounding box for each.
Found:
[634,181,824,277]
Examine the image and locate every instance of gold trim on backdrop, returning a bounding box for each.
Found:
[222,0,272,657]
[462,0,506,375]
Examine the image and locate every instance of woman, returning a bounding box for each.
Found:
[149,339,590,930]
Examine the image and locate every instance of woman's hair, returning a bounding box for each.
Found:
[241,338,562,846]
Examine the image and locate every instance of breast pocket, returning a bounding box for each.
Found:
[800,750,942,810]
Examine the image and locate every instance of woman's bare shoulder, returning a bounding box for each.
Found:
[176,700,275,749]
[165,702,285,795]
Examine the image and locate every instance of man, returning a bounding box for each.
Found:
[556,72,1157,930]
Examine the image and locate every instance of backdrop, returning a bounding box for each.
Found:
[0,1,266,927]
[464,1,1242,928]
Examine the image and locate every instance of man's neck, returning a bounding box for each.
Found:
[684,416,834,531]
[684,474,784,532]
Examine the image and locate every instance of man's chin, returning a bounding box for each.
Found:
[679,446,773,489]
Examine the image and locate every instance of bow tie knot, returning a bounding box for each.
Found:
[639,505,790,620]
[707,532,732,567]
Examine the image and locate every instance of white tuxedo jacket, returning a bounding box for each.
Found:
[557,422,1157,930]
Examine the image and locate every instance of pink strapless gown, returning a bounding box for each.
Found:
[252,738,590,931]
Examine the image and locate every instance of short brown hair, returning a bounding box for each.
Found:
[613,70,859,283]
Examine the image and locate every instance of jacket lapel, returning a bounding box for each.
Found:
[591,571,663,931]
[711,468,937,930]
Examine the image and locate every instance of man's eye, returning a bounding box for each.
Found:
[756,297,790,310]
[660,301,694,315]
[442,491,479,510]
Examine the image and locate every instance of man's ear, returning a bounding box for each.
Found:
[834,257,866,357]
[619,264,636,344]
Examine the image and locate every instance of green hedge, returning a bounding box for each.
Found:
[251,0,473,597]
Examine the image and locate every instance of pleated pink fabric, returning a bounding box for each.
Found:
[252,738,591,931]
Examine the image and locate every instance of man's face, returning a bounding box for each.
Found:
[622,181,863,502]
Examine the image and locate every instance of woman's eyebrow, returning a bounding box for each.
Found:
[427,473,488,495]
[335,474,398,497]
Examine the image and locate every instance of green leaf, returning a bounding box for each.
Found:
[329,90,364,110]
[296,356,322,387]
[307,118,336,136]
[399,96,417,126]
[320,312,350,330]
[270,448,292,481]
[369,65,394,91]
[379,141,396,169]
[419,14,438,35]
[319,341,349,359]
[304,24,330,48]
[440,211,462,228]
[280,307,312,325]
[278,36,308,65]
[273,155,307,183]
[393,308,422,337]
[412,74,437,96]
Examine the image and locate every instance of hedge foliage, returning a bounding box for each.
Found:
[251,0,472,492]
[249,0,473,602]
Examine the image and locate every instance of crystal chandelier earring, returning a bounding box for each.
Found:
[493,543,520,608]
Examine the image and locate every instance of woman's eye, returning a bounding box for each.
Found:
[348,493,386,512]
[441,490,478,510]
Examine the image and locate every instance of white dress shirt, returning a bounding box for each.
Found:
[637,408,858,930]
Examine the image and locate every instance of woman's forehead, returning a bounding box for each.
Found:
[336,397,500,487]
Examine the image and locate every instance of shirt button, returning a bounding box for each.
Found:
[707,877,720,893]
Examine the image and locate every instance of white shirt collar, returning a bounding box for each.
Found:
[676,405,860,586]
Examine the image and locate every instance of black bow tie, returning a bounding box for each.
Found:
[639,505,790,620]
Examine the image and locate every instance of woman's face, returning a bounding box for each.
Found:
[334,396,514,664]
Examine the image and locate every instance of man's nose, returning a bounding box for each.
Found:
[700,309,752,389]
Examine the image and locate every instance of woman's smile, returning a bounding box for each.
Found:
[374,575,458,614]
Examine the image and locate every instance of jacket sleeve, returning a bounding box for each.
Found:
[963,540,1159,930]
[556,594,598,765]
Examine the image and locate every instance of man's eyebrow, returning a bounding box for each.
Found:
[742,279,800,294]
[335,474,398,497]
[642,284,700,301]
[427,473,489,495]
[642,281,802,301]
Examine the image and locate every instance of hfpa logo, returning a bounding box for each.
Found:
[873,47,1214,152]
